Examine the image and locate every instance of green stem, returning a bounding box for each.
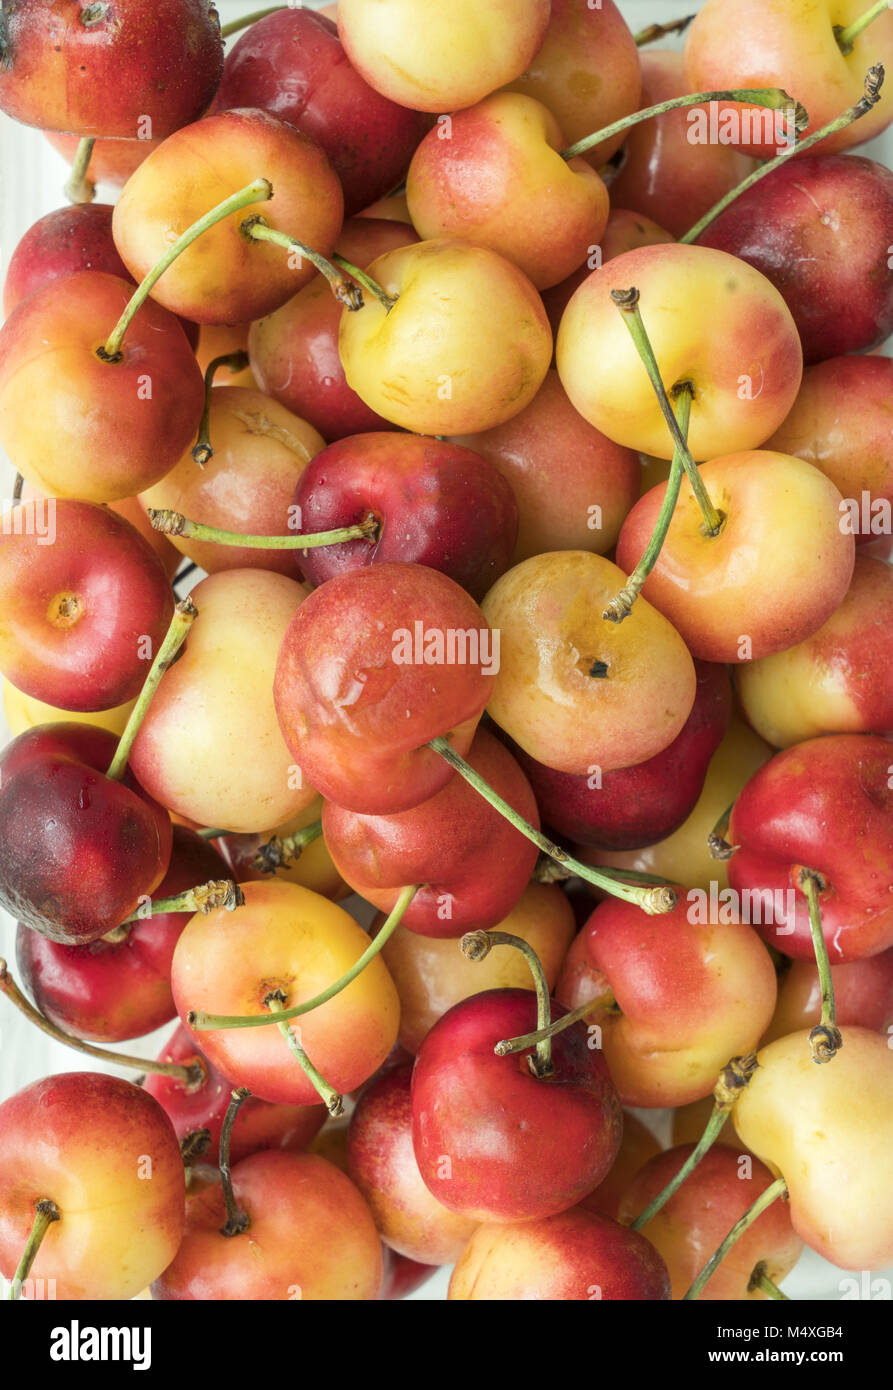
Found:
[683,1179,788,1300]
[100,179,272,359]
[707,799,738,860]
[494,988,615,1059]
[748,1261,790,1300]
[8,1200,60,1300]
[331,254,399,313]
[197,828,227,840]
[119,878,244,923]
[147,509,379,550]
[241,219,363,309]
[219,1088,251,1237]
[265,993,343,1115]
[461,930,555,1076]
[220,5,284,38]
[0,958,205,1088]
[681,66,885,244]
[192,351,251,467]
[834,0,890,54]
[428,737,677,916]
[561,87,805,160]
[63,136,95,205]
[253,820,323,875]
[603,386,693,623]
[631,1053,759,1230]
[106,598,197,780]
[798,870,842,1064]
[189,884,419,1032]
[611,288,724,535]
[634,14,696,46]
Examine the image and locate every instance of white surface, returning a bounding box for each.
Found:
[0,0,891,1303]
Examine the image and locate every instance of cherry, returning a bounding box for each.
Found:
[579,1112,662,1222]
[3,203,130,315]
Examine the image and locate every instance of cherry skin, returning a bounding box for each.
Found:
[45,130,159,188]
[556,244,803,460]
[480,550,697,775]
[765,355,893,542]
[336,0,551,114]
[449,1207,671,1301]
[763,948,893,1045]
[453,369,640,565]
[290,432,519,600]
[511,659,731,850]
[501,0,642,166]
[347,1064,478,1266]
[2,677,134,741]
[338,238,553,437]
[273,561,494,816]
[380,1248,437,1301]
[15,825,228,1044]
[152,1150,382,1300]
[406,92,609,291]
[618,1144,803,1300]
[380,882,576,1055]
[684,0,893,157]
[0,1071,184,1300]
[697,155,893,364]
[578,1112,662,1221]
[733,1027,893,1271]
[249,215,419,442]
[608,49,757,240]
[0,499,174,713]
[727,734,893,963]
[0,0,223,140]
[411,988,622,1223]
[113,109,344,326]
[554,893,777,1108]
[144,1024,325,1167]
[0,271,204,503]
[129,569,319,836]
[3,204,130,316]
[540,209,675,339]
[615,451,855,664]
[217,797,349,904]
[736,554,893,747]
[140,387,325,578]
[172,879,400,1107]
[211,7,429,218]
[0,723,172,945]
[323,726,539,938]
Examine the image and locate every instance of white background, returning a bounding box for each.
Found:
[0,0,890,1301]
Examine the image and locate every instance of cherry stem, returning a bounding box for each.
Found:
[219,1088,251,1237]
[12,473,24,503]
[428,737,677,916]
[106,597,197,780]
[494,988,616,1059]
[220,5,284,38]
[835,0,889,54]
[8,1199,60,1301]
[603,385,693,623]
[192,351,251,468]
[707,799,738,860]
[147,508,379,551]
[748,1261,790,1300]
[798,869,842,1064]
[119,878,245,924]
[681,65,885,244]
[683,1178,788,1300]
[561,87,805,160]
[63,136,95,205]
[461,930,555,1076]
[634,14,696,45]
[331,254,399,313]
[253,820,323,875]
[0,958,206,1087]
[197,828,227,840]
[631,1052,759,1230]
[100,179,272,359]
[611,288,724,536]
[188,883,419,1032]
[241,218,364,310]
[533,857,673,887]
[265,992,343,1116]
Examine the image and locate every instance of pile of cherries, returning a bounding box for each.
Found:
[0,0,892,1304]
